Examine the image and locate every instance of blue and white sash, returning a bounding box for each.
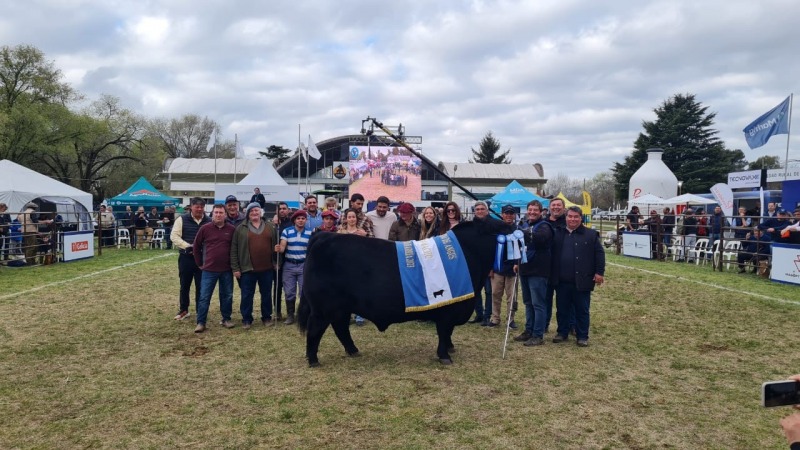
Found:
[396,231,474,312]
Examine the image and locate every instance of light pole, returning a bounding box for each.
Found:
[677,181,683,196]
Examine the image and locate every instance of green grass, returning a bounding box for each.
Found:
[0,248,798,449]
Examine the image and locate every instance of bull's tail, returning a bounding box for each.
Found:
[296,293,310,334]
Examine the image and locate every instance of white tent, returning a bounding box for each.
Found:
[236,158,288,186]
[0,160,93,213]
[663,193,716,205]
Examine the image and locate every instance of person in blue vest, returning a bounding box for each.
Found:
[170,197,211,321]
[277,209,313,325]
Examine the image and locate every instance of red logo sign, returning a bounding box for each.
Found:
[71,241,89,252]
[129,189,158,197]
[633,188,642,198]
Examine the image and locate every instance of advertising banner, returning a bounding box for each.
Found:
[727,170,762,189]
[770,243,800,286]
[63,231,94,262]
[622,232,651,259]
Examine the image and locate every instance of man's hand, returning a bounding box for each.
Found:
[593,274,604,285]
[233,271,241,279]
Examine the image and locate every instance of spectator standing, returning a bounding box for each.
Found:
[122,206,136,249]
[231,203,277,328]
[642,209,663,260]
[272,202,292,321]
[347,193,375,238]
[625,206,641,231]
[419,206,441,240]
[366,196,396,240]
[551,206,605,347]
[134,207,149,250]
[388,202,420,242]
[0,202,11,260]
[438,201,463,235]
[679,208,698,262]
[18,202,39,265]
[250,187,266,209]
[709,206,725,243]
[99,205,115,248]
[170,198,211,321]
[303,195,323,231]
[224,195,246,227]
[468,201,493,325]
[661,207,675,255]
[544,198,567,333]
[490,205,520,330]
[514,200,554,346]
[193,204,236,333]
[731,206,752,240]
[278,210,313,325]
[313,209,339,234]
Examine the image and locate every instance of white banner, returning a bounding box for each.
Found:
[622,232,651,259]
[767,167,800,182]
[63,231,95,262]
[728,170,762,189]
[770,243,800,285]
[710,183,734,219]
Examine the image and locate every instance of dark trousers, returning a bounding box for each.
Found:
[556,282,592,341]
[273,265,285,317]
[240,271,274,323]
[178,253,202,313]
[163,227,172,249]
[473,277,492,319]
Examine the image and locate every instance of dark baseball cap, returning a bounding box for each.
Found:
[225,195,238,204]
[501,204,515,214]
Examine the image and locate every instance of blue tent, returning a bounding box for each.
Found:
[488,180,550,213]
[108,177,179,211]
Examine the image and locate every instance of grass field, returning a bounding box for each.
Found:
[1,248,798,449]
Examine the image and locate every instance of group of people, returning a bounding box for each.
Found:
[116,205,176,250]
[623,202,800,272]
[0,201,61,265]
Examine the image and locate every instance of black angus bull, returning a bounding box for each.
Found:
[297,219,502,367]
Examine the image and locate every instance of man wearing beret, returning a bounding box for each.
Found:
[277,209,313,325]
[388,202,420,242]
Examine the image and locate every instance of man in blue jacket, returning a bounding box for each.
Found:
[551,206,605,347]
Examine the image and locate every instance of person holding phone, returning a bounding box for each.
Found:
[778,374,800,449]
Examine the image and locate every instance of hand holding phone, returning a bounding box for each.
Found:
[762,380,800,408]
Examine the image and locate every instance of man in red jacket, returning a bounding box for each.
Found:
[193,204,236,333]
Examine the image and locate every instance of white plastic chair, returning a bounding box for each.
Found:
[688,238,709,265]
[117,228,130,248]
[670,237,683,261]
[704,239,721,266]
[150,228,165,249]
[721,240,741,270]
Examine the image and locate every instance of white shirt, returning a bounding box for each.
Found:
[366,210,397,240]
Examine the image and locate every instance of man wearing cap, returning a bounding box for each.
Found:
[170,197,211,321]
[313,209,339,233]
[193,204,236,333]
[224,195,246,227]
[490,204,520,329]
[277,210,313,325]
[388,202,420,241]
[250,187,266,209]
[367,196,397,240]
[303,195,323,232]
[231,203,278,328]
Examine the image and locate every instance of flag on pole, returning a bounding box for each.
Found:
[742,96,791,149]
[234,135,245,158]
[206,130,216,152]
[299,142,308,162]
[307,135,322,160]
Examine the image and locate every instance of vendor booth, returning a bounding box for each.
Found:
[488,180,550,214]
[108,177,179,211]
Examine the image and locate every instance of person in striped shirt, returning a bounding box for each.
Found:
[277,210,313,325]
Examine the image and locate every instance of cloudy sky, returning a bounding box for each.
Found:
[2,0,797,179]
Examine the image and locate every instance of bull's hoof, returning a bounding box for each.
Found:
[308,360,321,368]
[438,358,453,365]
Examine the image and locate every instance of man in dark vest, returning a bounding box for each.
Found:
[170,197,211,321]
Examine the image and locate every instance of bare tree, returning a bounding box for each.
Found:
[149,114,219,158]
[545,172,582,200]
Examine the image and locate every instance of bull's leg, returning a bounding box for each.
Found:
[330,314,360,357]
[435,320,456,365]
[306,314,330,367]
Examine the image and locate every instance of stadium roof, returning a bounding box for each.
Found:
[437,162,546,181]
[164,158,261,174]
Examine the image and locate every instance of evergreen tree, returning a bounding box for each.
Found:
[612,93,746,199]
[469,131,511,164]
[259,144,291,165]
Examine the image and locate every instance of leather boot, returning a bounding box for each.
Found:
[284,302,295,325]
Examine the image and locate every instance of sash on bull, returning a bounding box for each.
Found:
[297,219,503,366]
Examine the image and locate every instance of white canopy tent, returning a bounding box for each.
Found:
[663,193,716,205]
[236,158,288,186]
[0,159,93,213]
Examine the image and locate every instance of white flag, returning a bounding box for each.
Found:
[205,130,216,152]
[235,136,244,158]
[299,142,308,162]
[308,135,322,160]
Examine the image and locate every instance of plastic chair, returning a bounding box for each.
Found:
[117,228,130,248]
[721,241,741,270]
[670,237,683,261]
[150,229,165,249]
[704,239,721,266]
[688,238,709,265]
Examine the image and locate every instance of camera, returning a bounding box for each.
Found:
[762,380,800,407]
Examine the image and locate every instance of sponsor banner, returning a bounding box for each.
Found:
[767,167,800,182]
[710,183,734,219]
[63,231,94,262]
[770,243,800,286]
[214,184,301,205]
[728,170,762,189]
[622,232,651,259]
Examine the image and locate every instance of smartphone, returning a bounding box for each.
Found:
[762,380,800,407]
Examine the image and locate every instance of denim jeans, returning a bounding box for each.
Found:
[240,270,274,324]
[197,270,233,325]
[556,282,592,341]
[282,260,304,310]
[473,277,492,319]
[523,276,548,337]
